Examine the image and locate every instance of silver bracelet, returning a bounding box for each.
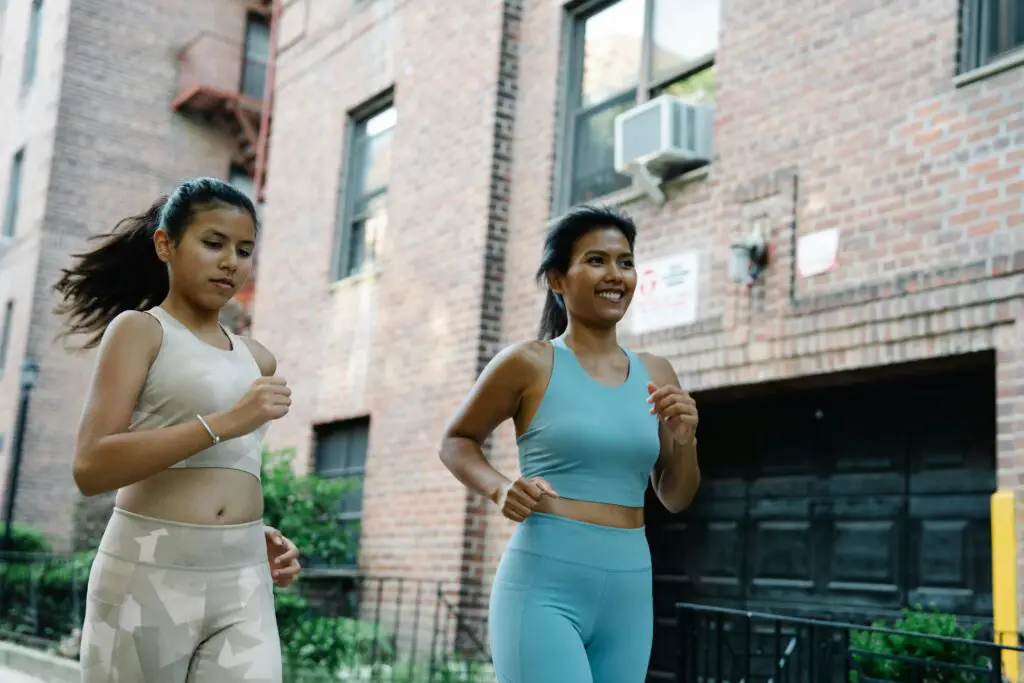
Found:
[196,414,221,446]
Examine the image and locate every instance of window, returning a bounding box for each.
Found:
[227,165,263,220]
[0,302,13,373]
[240,12,270,100]
[334,98,395,280]
[22,0,42,89]
[560,0,719,206]
[313,417,369,565]
[959,0,1024,74]
[228,165,256,203]
[3,148,25,238]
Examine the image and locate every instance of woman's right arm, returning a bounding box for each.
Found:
[439,341,557,520]
[73,311,253,496]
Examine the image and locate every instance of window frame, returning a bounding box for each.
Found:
[554,0,718,212]
[333,89,395,282]
[240,11,270,100]
[958,0,1024,75]
[3,148,25,238]
[0,301,12,374]
[312,417,370,567]
[21,0,43,90]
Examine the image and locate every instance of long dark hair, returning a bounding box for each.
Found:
[53,177,259,349]
[535,205,638,340]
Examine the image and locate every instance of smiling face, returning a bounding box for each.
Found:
[154,204,257,312]
[548,226,637,331]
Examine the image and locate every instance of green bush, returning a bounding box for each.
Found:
[274,585,398,680]
[261,448,359,567]
[0,451,491,681]
[1,523,52,554]
[0,550,93,643]
[849,605,993,682]
[262,448,400,678]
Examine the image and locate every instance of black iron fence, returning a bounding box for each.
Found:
[0,551,494,683]
[676,602,1024,683]
[0,551,89,651]
[292,571,493,682]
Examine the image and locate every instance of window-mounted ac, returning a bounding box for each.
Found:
[613,94,714,204]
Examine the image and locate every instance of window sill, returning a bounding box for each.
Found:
[329,266,382,293]
[954,47,1024,88]
[582,164,711,210]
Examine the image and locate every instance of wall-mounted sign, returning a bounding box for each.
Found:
[630,250,700,334]
[797,228,840,278]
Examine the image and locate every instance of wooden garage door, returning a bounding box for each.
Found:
[645,363,996,680]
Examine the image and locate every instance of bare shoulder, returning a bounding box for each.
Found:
[490,339,551,379]
[239,337,277,376]
[101,310,162,357]
[637,351,679,386]
[445,339,553,439]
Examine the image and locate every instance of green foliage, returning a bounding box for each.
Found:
[2,523,52,554]
[261,448,359,566]
[849,605,993,682]
[1,454,493,681]
[0,550,93,645]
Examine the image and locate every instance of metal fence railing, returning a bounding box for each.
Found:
[676,602,1024,683]
[0,551,494,683]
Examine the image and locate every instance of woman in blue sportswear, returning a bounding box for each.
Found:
[439,205,701,683]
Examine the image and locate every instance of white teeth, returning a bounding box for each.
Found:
[598,292,622,301]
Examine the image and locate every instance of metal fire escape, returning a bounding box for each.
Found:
[171,0,282,334]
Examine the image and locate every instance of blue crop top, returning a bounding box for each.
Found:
[516,338,662,508]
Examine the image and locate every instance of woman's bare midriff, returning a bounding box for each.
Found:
[534,496,644,529]
[115,468,264,525]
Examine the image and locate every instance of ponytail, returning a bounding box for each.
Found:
[534,206,637,341]
[53,197,168,349]
[53,176,259,350]
[537,289,568,340]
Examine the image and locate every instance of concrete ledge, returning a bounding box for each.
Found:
[0,640,80,683]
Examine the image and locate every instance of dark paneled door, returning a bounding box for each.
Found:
[645,365,996,681]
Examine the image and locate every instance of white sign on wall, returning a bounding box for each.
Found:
[797,228,840,278]
[630,250,700,335]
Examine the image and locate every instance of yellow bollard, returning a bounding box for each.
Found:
[991,489,1019,680]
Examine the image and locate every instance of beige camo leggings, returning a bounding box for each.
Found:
[79,508,282,683]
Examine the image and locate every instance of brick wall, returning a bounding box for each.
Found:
[486,0,1023,604]
[0,0,253,547]
[0,0,74,547]
[253,0,1023,610]
[254,0,512,584]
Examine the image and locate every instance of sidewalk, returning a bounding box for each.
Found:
[0,667,47,683]
[0,641,79,683]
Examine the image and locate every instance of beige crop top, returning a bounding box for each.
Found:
[129,306,269,480]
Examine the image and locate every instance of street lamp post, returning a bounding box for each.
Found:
[1,355,40,553]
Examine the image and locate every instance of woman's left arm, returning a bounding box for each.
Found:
[643,354,701,513]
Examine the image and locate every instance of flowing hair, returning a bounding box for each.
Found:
[53,177,259,349]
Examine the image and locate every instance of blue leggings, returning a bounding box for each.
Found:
[488,512,653,683]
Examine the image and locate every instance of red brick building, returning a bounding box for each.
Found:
[0,0,1021,675]
[252,0,1023,673]
[0,0,271,546]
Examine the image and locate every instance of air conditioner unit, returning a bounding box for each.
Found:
[614,95,714,203]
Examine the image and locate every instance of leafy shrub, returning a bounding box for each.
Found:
[275,585,398,680]
[1,523,52,554]
[261,448,359,567]
[0,451,492,681]
[0,550,93,644]
[849,605,994,682]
